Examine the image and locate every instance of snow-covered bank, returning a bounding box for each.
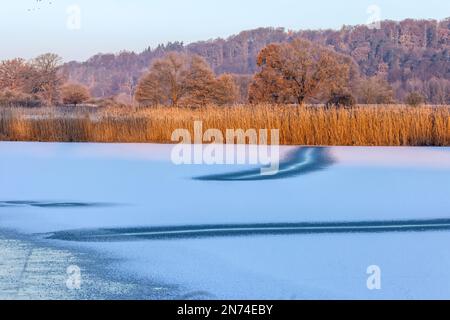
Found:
[1,142,450,299]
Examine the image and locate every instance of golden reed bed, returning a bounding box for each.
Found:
[0,104,449,146]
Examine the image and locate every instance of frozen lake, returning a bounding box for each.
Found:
[1,142,450,299]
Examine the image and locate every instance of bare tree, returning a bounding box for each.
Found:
[135,52,189,106]
[232,74,253,103]
[27,53,63,105]
[120,75,138,105]
[135,53,239,106]
[0,58,32,91]
[357,76,395,104]
[183,55,217,106]
[211,74,239,105]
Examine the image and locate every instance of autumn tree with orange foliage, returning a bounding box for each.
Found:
[249,39,358,105]
[61,84,91,106]
[135,53,238,107]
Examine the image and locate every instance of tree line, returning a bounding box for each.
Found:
[0,37,447,108]
[59,17,450,105]
[0,53,92,107]
[133,39,399,107]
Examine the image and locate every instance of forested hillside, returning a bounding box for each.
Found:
[61,17,450,103]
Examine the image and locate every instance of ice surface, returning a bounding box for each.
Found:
[1,142,450,299]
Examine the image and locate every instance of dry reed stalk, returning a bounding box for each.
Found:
[0,104,449,146]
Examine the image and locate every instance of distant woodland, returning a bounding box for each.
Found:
[1,17,449,107]
[57,18,450,105]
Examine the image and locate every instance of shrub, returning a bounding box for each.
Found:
[0,89,42,107]
[87,97,127,108]
[406,91,425,107]
[326,92,356,108]
[357,76,395,104]
[61,84,91,106]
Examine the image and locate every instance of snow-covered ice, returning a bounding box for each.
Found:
[1,142,450,299]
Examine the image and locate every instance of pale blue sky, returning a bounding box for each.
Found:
[1,0,449,62]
